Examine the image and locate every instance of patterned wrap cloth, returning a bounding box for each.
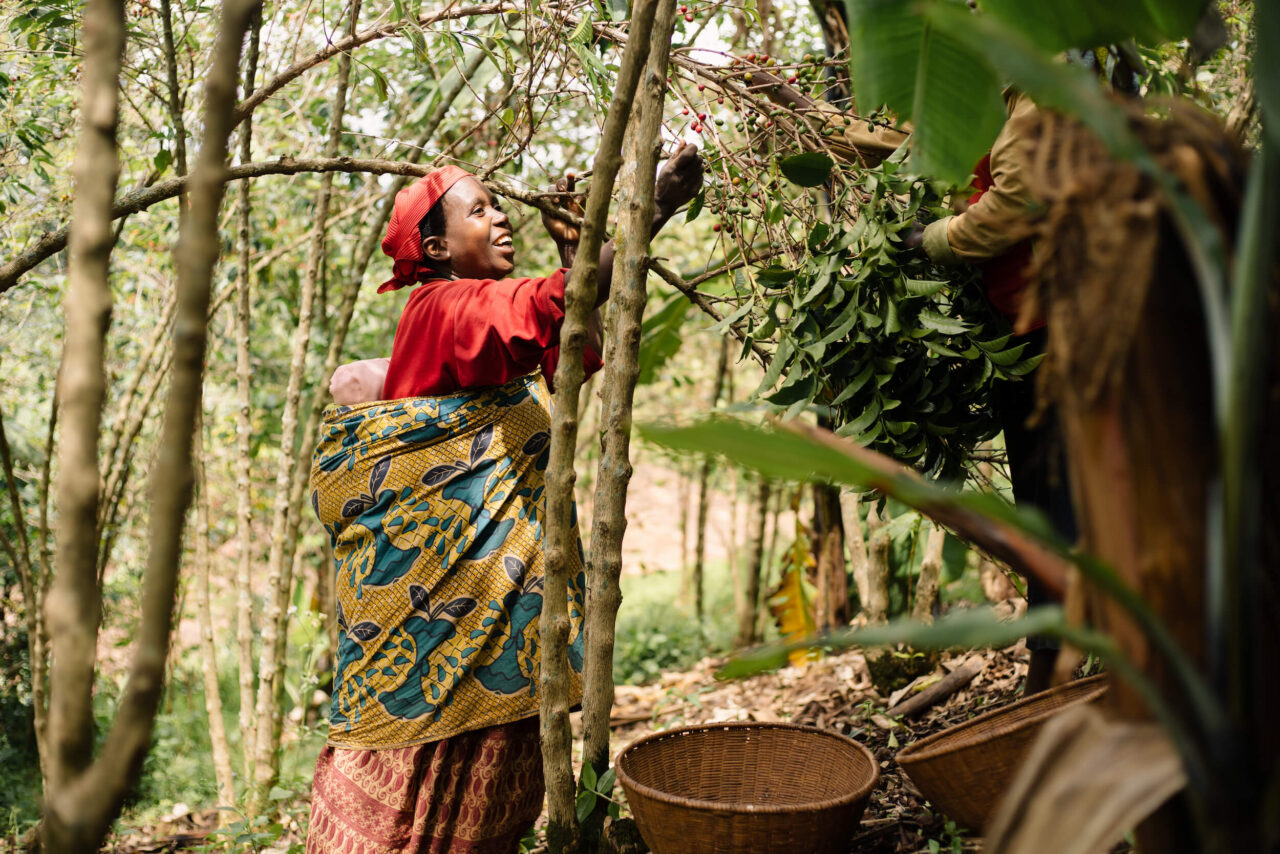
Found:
[306,717,544,854]
[310,372,586,749]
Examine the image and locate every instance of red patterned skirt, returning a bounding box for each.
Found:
[306,717,544,854]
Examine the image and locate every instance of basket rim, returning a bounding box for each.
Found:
[895,673,1108,765]
[615,721,880,817]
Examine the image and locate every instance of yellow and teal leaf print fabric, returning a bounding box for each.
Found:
[310,373,585,749]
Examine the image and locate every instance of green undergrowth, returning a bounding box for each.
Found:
[614,558,758,685]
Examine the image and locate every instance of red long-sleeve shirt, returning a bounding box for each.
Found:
[382,268,603,399]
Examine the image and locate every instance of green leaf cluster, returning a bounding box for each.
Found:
[576,761,620,823]
[750,161,1041,478]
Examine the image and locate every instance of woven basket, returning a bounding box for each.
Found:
[615,721,879,854]
[896,673,1108,833]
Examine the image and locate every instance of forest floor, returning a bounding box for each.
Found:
[100,637,1127,854]
[596,642,1029,854]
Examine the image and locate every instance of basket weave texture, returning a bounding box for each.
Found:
[895,674,1108,833]
[615,721,879,854]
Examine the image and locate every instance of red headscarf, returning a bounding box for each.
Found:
[378,165,472,293]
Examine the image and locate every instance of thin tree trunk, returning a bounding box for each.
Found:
[579,2,677,846]
[763,486,782,588]
[251,0,360,811]
[43,0,126,808]
[728,469,741,615]
[864,498,890,625]
[41,0,260,849]
[912,523,946,623]
[0,412,47,779]
[158,0,188,181]
[98,294,174,491]
[233,4,262,781]
[193,418,236,811]
[97,338,173,578]
[813,482,848,629]
[677,469,690,597]
[540,3,659,848]
[31,375,59,785]
[839,488,870,615]
[692,338,729,624]
[735,479,771,648]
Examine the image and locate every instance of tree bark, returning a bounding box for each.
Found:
[193,419,236,812]
[41,0,261,848]
[158,0,188,181]
[540,3,659,849]
[0,412,47,780]
[579,1,678,846]
[839,488,870,614]
[233,4,262,782]
[864,498,890,625]
[98,293,174,490]
[912,523,946,623]
[812,482,848,629]
[43,0,126,810]
[251,0,360,811]
[735,479,771,648]
[692,338,730,624]
[96,308,175,577]
[677,469,690,593]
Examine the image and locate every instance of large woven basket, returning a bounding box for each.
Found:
[896,673,1108,833]
[615,721,879,854]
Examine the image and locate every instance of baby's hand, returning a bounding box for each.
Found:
[655,142,703,215]
[330,358,390,405]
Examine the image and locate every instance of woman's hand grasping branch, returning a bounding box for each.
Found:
[541,174,583,267]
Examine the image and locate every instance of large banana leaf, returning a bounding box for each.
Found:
[842,0,1210,184]
[975,0,1207,53]
[844,0,1006,183]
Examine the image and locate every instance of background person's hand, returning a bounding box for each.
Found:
[655,141,703,215]
[902,225,925,252]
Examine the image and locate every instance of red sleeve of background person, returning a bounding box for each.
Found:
[382,268,603,399]
[967,154,1043,331]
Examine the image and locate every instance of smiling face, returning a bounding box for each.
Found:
[422,177,515,280]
